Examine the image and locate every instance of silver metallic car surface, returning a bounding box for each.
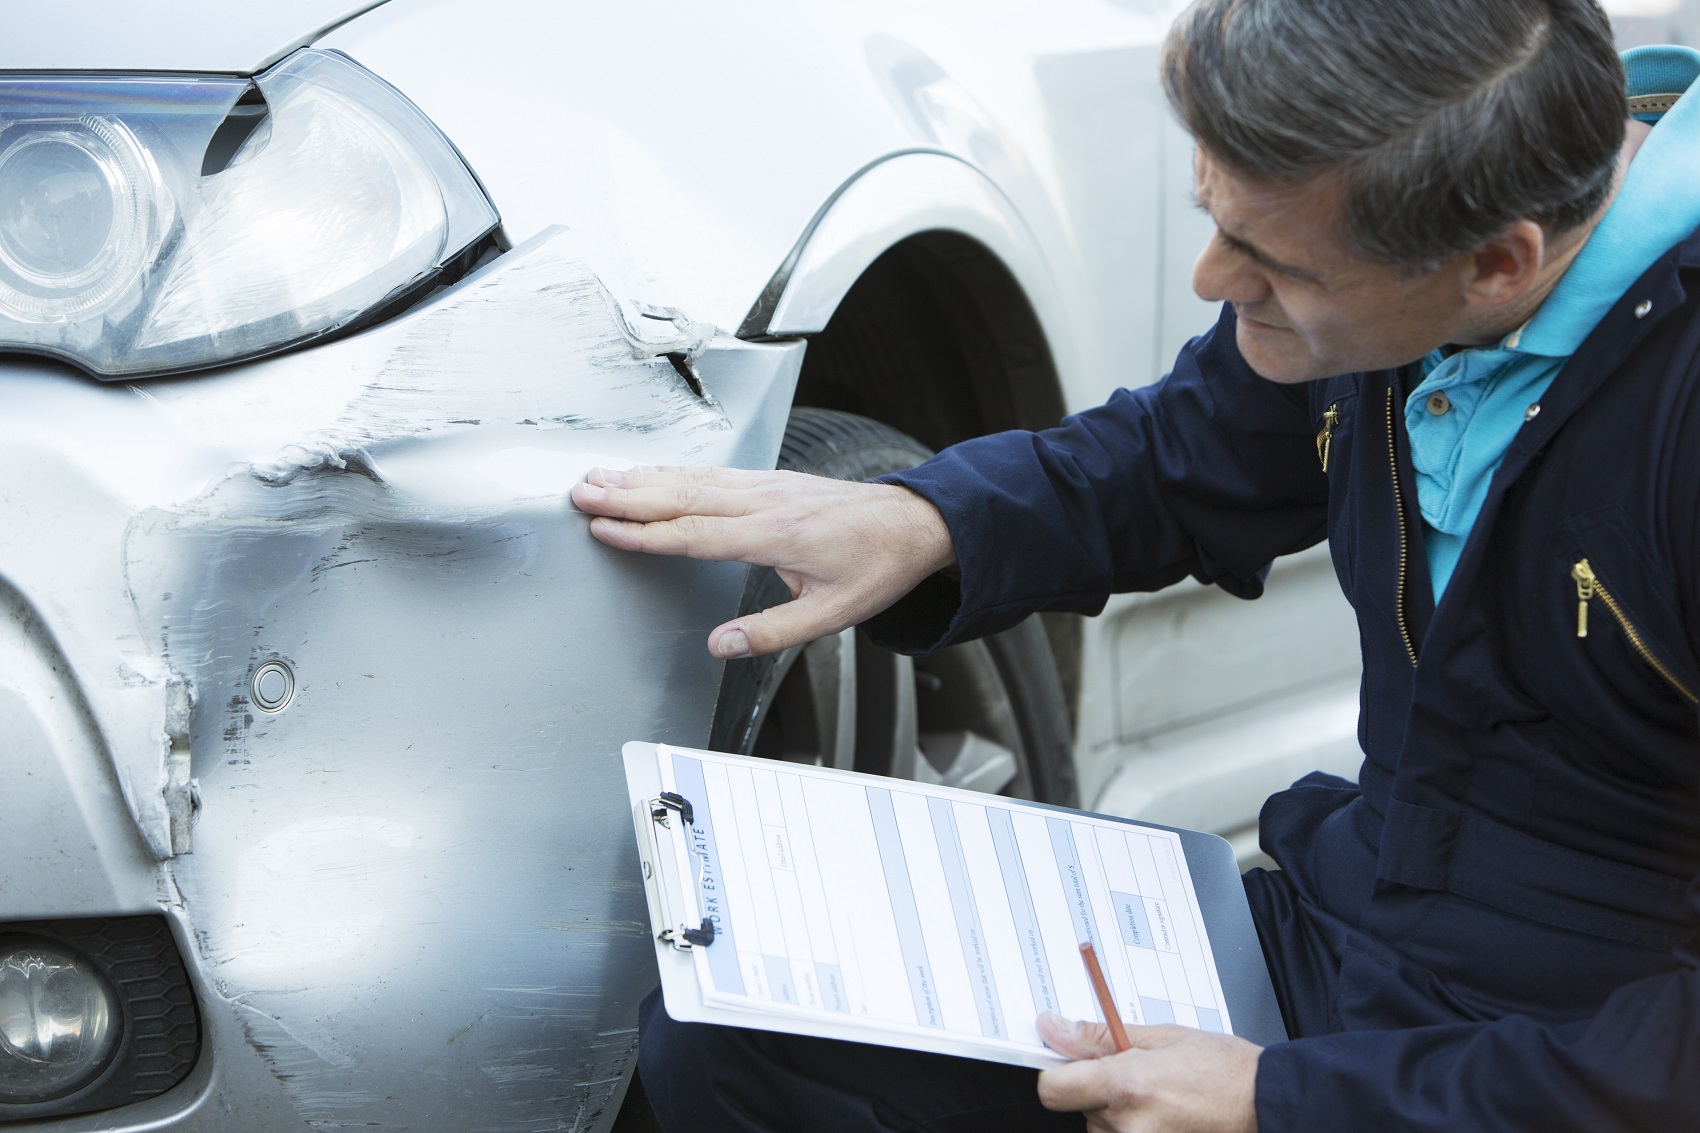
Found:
[1,0,1685,1129]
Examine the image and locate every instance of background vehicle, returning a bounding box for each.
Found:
[0,1,1685,1129]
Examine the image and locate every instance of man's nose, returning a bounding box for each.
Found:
[1192,235,1269,306]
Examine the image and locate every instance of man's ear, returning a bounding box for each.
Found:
[1463,220,1547,310]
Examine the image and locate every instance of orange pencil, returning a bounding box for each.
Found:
[1079,941,1132,1052]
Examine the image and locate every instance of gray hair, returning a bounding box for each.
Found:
[1161,0,1627,269]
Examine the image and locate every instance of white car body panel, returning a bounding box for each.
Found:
[319,0,1177,403]
[0,0,389,73]
[760,151,1065,344]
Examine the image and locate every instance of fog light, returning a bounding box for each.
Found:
[0,937,120,1102]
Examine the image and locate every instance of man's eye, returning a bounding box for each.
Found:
[1217,233,1250,257]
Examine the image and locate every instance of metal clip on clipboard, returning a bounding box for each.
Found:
[646,792,716,952]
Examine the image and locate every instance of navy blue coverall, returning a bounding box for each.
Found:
[638,234,1700,1131]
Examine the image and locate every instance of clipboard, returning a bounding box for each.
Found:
[625,741,1287,1066]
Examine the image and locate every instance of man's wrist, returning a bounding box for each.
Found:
[885,484,957,577]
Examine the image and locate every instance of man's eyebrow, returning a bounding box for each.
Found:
[1190,193,1327,283]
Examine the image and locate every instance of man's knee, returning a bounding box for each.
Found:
[1241,866,1343,1039]
[637,986,821,1133]
[636,987,735,1133]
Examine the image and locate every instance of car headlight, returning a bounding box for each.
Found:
[0,49,499,378]
[0,936,120,1103]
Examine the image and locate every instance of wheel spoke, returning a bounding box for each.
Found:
[921,730,1020,794]
[870,649,936,784]
[802,629,857,770]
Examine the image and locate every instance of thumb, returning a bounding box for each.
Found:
[707,593,852,659]
[1037,1012,1121,1060]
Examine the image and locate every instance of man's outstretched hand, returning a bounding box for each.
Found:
[570,465,955,658]
[1036,1013,1261,1133]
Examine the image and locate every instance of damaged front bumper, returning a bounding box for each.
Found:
[0,229,801,1130]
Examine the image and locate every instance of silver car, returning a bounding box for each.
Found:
[1,0,1681,1129]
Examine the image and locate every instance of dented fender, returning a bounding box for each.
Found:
[0,226,795,860]
[0,227,802,1130]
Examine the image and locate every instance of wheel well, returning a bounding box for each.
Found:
[789,230,1082,726]
[790,230,1064,450]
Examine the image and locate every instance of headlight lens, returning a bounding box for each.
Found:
[0,49,499,377]
[0,936,120,1102]
[0,119,154,319]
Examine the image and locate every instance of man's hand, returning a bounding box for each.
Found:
[1036,1013,1261,1133]
[570,465,955,658]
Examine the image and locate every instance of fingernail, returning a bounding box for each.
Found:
[596,468,624,487]
[576,483,606,503]
[717,630,750,658]
[1038,1012,1082,1035]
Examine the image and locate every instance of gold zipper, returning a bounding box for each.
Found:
[1316,403,1340,472]
[1571,558,1699,704]
[1572,561,1594,637]
[1386,387,1417,666]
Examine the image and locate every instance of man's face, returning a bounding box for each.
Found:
[1190,151,1475,383]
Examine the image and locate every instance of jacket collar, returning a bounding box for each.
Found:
[1408,224,1698,634]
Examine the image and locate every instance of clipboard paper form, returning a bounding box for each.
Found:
[625,742,1272,1070]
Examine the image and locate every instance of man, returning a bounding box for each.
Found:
[572,0,1700,1128]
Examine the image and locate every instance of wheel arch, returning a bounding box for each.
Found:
[740,152,1083,721]
[742,150,1069,455]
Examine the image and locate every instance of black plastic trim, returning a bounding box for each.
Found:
[0,916,200,1122]
[200,85,267,176]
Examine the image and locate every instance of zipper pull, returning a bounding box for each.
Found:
[1316,404,1341,472]
[1572,559,1596,638]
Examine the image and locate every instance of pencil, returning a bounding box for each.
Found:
[1079,941,1132,1052]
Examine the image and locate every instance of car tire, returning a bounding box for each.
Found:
[709,408,1077,805]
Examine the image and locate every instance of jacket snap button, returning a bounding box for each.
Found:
[1426,391,1452,416]
[1635,299,1653,318]
[1524,403,1541,422]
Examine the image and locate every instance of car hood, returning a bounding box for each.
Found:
[2,0,388,74]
